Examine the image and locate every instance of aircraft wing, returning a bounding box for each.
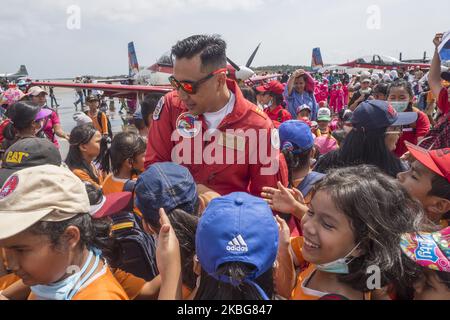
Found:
[94,78,131,83]
[31,81,172,96]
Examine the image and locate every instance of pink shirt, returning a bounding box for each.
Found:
[42,108,60,148]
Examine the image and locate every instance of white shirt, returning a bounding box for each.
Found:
[203,92,235,129]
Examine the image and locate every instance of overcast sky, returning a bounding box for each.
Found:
[0,0,448,78]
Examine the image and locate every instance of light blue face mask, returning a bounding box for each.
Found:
[389,101,409,112]
[316,243,361,274]
[31,248,101,300]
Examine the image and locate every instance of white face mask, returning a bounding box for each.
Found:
[30,248,101,300]
[316,242,361,274]
[389,101,409,112]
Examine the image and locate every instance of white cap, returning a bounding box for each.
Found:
[0,165,90,240]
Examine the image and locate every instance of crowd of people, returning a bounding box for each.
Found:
[0,32,448,300]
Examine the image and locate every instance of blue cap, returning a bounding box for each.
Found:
[279,120,314,154]
[135,162,198,225]
[351,100,418,132]
[196,192,278,284]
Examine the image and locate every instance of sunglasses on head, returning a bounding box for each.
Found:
[169,68,227,95]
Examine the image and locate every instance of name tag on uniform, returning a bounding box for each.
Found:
[402,128,414,132]
[218,132,245,152]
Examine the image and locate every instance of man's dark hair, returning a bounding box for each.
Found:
[171,34,227,72]
[141,92,165,127]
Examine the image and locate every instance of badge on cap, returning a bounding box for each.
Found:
[153,97,164,121]
[281,141,295,152]
[176,112,201,138]
[0,175,19,199]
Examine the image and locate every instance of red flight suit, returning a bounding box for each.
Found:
[145,80,288,196]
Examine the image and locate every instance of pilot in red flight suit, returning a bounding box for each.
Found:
[145,35,287,196]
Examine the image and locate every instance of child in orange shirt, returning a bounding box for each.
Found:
[0,165,128,300]
[275,165,428,300]
[102,132,146,195]
[66,123,104,189]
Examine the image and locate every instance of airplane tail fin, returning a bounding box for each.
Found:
[311,48,324,70]
[246,43,261,68]
[128,42,140,77]
[16,65,28,76]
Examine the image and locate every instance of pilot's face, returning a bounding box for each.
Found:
[172,55,226,116]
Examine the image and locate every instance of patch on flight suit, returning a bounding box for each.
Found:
[218,132,246,152]
[176,112,201,138]
[153,97,164,121]
[271,128,280,150]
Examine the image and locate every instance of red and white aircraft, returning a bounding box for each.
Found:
[318,51,432,74]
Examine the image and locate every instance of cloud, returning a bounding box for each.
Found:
[33,0,269,23]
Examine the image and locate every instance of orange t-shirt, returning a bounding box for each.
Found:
[197,184,221,215]
[88,111,109,136]
[289,237,324,300]
[289,237,371,300]
[113,268,146,300]
[72,166,104,189]
[102,174,129,195]
[103,175,143,217]
[28,266,129,300]
[0,274,21,291]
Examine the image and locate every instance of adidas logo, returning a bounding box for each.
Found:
[226,235,248,252]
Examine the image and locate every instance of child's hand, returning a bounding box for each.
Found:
[261,182,309,219]
[275,215,291,247]
[156,208,182,300]
[156,208,180,279]
[433,33,444,48]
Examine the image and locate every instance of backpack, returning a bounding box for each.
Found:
[98,111,113,138]
[84,111,113,138]
[109,179,159,281]
[292,171,325,234]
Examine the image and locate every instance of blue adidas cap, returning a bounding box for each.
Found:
[279,120,314,154]
[351,100,418,131]
[135,162,198,225]
[196,192,278,286]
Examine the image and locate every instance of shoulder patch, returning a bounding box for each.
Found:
[271,129,280,150]
[153,97,165,121]
[252,106,267,120]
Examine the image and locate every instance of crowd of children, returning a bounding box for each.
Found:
[0,32,448,301]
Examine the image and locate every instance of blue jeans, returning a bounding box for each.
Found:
[74,92,84,107]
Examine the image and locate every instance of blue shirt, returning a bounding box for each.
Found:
[284,86,319,121]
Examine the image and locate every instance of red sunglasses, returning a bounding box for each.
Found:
[169,68,227,95]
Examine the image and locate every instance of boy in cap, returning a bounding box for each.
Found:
[0,165,129,300]
[348,78,372,111]
[400,227,449,300]
[135,162,220,233]
[85,95,110,138]
[316,107,332,136]
[296,104,312,120]
[398,142,450,227]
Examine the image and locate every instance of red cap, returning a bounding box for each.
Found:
[405,142,450,183]
[90,192,133,219]
[256,80,284,95]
